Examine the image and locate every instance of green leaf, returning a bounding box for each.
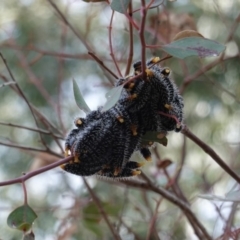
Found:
[110,0,130,13]
[72,79,91,113]
[148,0,163,9]
[102,85,123,112]
[7,205,38,232]
[83,202,101,223]
[102,202,120,217]
[162,37,226,59]
[141,131,168,146]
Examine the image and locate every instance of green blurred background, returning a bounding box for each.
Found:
[0,0,240,239]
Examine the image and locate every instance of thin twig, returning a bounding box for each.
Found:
[0,156,73,187]
[0,73,64,138]
[0,53,50,150]
[109,10,122,78]
[48,0,92,51]
[139,0,147,80]
[88,51,118,81]
[181,125,240,184]
[180,55,237,93]
[22,180,28,205]
[115,178,212,240]
[146,197,162,240]
[0,140,62,158]
[83,178,122,240]
[124,1,134,76]
[119,218,143,240]
[222,202,238,240]
[0,121,63,139]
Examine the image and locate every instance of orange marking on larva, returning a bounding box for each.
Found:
[151,57,160,63]
[132,170,141,176]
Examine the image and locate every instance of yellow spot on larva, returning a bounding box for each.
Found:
[145,156,152,162]
[128,93,137,100]
[162,68,171,76]
[74,118,82,126]
[117,116,124,123]
[176,123,182,129]
[131,125,138,136]
[74,156,80,163]
[164,104,173,110]
[114,167,121,176]
[145,68,154,77]
[64,148,69,157]
[152,57,160,63]
[132,170,141,176]
[60,164,66,169]
[128,83,135,89]
[135,70,140,75]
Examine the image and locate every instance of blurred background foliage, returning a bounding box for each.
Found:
[0,0,240,239]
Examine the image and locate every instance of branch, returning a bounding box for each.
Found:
[0,156,73,187]
[88,52,118,81]
[47,0,92,51]
[124,1,134,76]
[139,0,147,80]
[0,53,50,150]
[108,10,122,77]
[83,178,122,240]
[115,178,212,240]
[0,121,63,139]
[181,125,240,184]
[0,140,62,158]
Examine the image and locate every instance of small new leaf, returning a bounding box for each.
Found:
[73,79,91,113]
[162,37,225,59]
[7,205,37,232]
[102,85,123,112]
[110,0,130,14]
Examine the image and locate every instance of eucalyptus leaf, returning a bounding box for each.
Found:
[7,205,37,232]
[101,85,123,112]
[72,79,91,113]
[162,37,225,59]
[148,0,163,9]
[110,0,130,13]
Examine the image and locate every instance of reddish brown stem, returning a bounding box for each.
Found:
[181,125,240,184]
[109,10,123,77]
[0,156,73,187]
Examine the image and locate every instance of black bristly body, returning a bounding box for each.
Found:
[116,60,183,132]
[62,57,184,178]
[63,107,144,178]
